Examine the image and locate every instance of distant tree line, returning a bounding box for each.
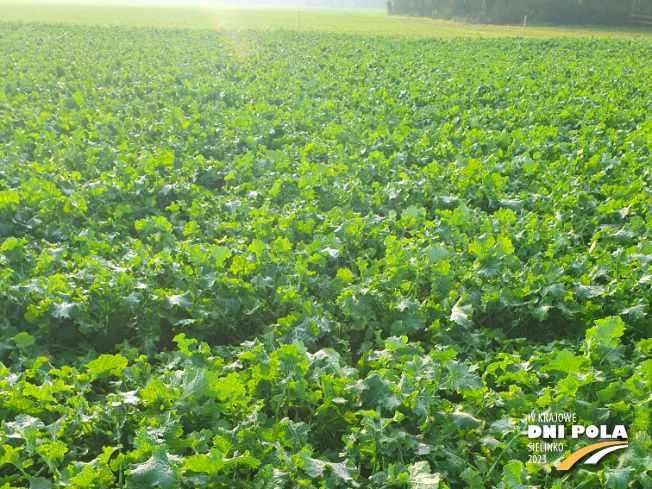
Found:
[386,0,652,25]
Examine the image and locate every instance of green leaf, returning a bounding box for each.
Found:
[620,302,646,321]
[402,205,425,221]
[555,375,587,399]
[183,449,259,474]
[499,460,528,489]
[248,239,267,256]
[39,440,68,468]
[252,465,289,489]
[279,315,332,347]
[175,368,213,402]
[139,379,173,405]
[164,291,193,310]
[87,354,128,378]
[29,478,54,489]
[121,292,142,309]
[407,461,440,489]
[126,445,181,489]
[540,349,588,374]
[301,454,326,478]
[540,283,565,299]
[4,414,44,437]
[586,316,626,348]
[495,235,514,255]
[446,361,483,392]
[13,332,35,349]
[173,333,197,355]
[450,300,473,328]
[211,245,232,266]
[211,372,246,405]
[49,300,77,319]
[426,243,449,262]
[336,268,354,282]
[326,249,342,261]
[450,409,482,430]
[460,467,484,489]
[499,288,528,307]
[390,314,424,336]
[348,373,401,410]
[602,467,634,489]
[469,234,495,261]
[639,338,652,356]
[575,284,604,300]
[490,417,516,438]
[300,453,356,484]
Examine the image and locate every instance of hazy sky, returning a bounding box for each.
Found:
[56,0,386,6]
[0,0,387,11]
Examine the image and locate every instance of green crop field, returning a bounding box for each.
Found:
[1,5,652,489]
[2,2,652,38]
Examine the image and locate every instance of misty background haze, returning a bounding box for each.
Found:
[101,0,386,7]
